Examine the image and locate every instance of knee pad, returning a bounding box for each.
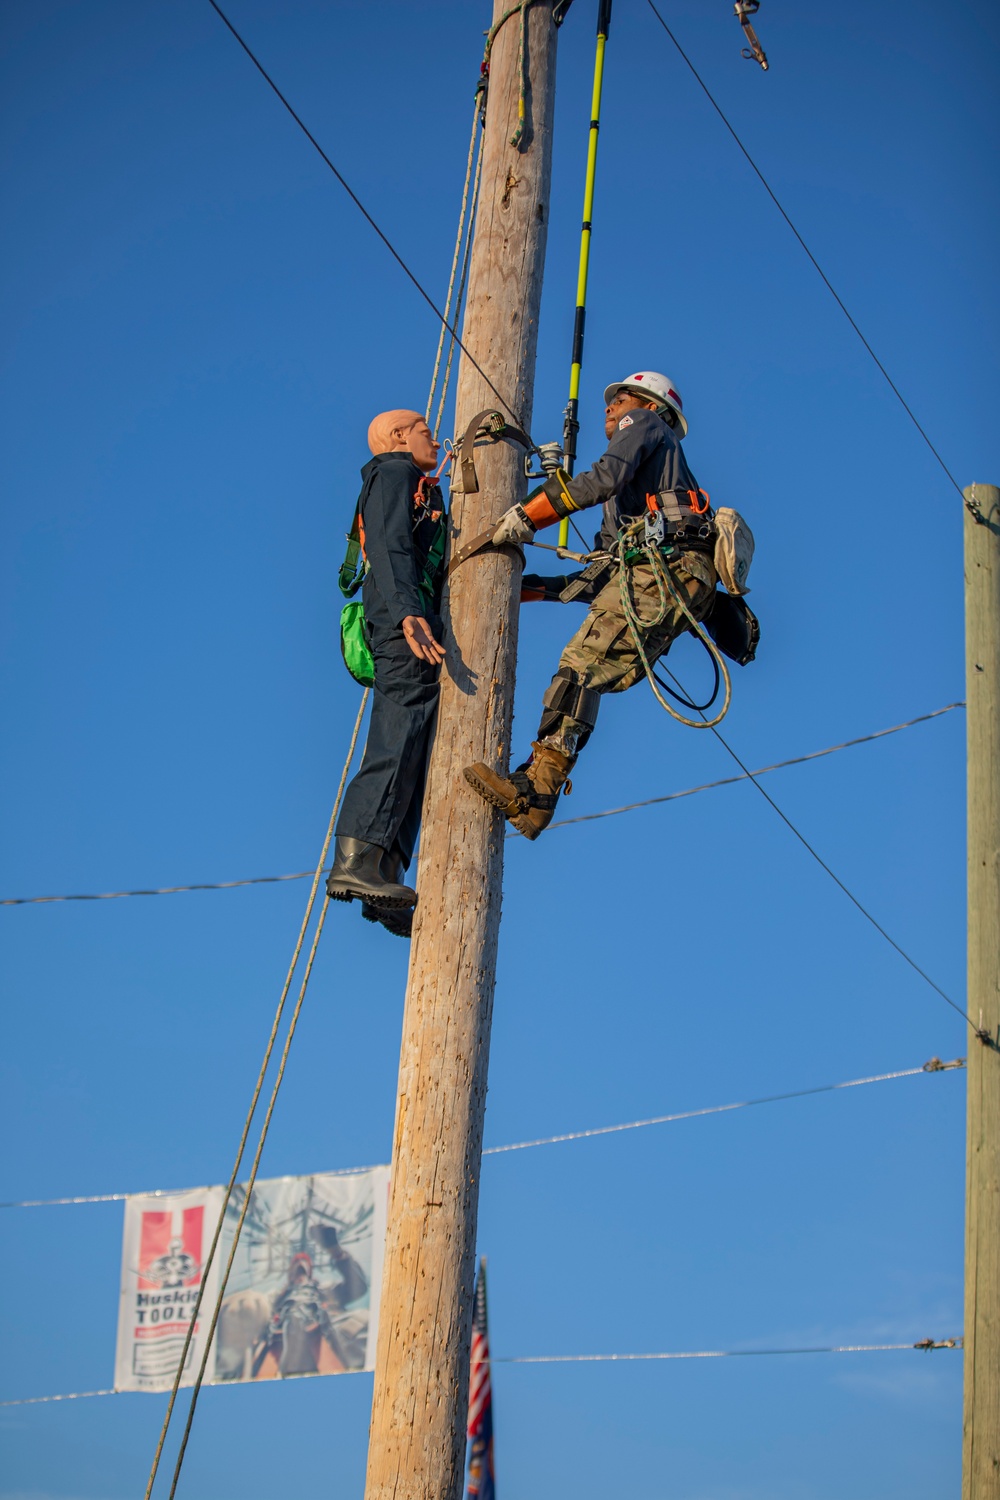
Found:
[536,668,601,742]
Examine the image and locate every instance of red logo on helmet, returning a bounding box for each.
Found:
[667,388,682,408]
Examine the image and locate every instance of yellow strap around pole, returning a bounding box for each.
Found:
[559,1,611,548]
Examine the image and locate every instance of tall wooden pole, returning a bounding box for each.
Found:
[364,6,558,1496]
[962,482,1000,1499]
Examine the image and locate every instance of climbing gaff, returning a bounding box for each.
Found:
[559,0,613,548]
[734,0,769,70]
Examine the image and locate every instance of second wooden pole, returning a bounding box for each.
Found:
[962,482,1000,1500]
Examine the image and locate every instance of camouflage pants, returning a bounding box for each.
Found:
[558,549,717,694]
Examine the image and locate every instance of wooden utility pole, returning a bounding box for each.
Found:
[962,482,1000,1499]
[364,5,558,1496]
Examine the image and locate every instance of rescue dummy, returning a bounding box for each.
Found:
[327,410,446,936]
[465,371,721,838]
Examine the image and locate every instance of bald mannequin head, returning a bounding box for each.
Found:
[366,408,440,472]
[367,409,421,454]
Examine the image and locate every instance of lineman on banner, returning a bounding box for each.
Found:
[465,370,722,839]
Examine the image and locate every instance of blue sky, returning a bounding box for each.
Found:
[1,1,996,1495]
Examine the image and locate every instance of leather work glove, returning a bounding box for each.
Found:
[491,503,537,549]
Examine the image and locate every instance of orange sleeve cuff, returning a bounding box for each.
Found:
[523,493,562,530]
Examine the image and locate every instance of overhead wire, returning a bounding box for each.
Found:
[546,702,963,830]
[0,703,962,906]
[0,1335,962,1408]
[205,0,529,435]
[2,1055,963,1209]
[497,1338,963,1364]
[643,0,965,501]
[482,1058,964,1156]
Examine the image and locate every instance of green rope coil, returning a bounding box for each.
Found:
[614,522,732,729]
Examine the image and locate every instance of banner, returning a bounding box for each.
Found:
[114,1185,225,1393]
[115,1166,389,1393]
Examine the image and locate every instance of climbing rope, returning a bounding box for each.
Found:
[425,96,486,437]
[143,690,369,1499]
[614,520,732,729]
[432,130,484,441]
[428,0,551,440]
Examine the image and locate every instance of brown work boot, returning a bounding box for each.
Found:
[464,741,574,841]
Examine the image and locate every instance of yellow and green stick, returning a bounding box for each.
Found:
[559,0,612,547]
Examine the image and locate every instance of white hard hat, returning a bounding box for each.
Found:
[603,370,687,436]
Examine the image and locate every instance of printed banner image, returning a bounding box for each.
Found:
[114,1167,389,1394]
[213,1166,389,1385]
[114,1185,225,1394]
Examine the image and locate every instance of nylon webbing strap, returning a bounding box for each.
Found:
[458,408,534,494]
[338,504,365,598]
[446,530,524,580]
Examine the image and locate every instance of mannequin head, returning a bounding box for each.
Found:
[367,409,440,472]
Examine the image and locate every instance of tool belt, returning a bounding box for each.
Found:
[651,489,717,553]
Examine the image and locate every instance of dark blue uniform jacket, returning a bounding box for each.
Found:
[559,408,700,549]
[358,452,444,634]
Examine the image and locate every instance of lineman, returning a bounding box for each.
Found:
[326,409,446,936]
[465,371,716,838]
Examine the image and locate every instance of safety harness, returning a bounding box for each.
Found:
[338,474,448,688]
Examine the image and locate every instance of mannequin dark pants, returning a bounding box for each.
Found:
[335,618,440,871]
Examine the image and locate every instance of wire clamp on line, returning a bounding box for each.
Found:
[921,1056,965,1072]
[914,1337,963,1351]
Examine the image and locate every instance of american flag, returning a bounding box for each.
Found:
[465,1258,495,1500]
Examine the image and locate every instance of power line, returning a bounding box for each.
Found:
[0,1335,962,1406]
[644,0,966,502]
[497,1338,962,1364]
[482,1058,964,1156]
[0,702,962,907]
[546,702,963,832]
[0,1055,963,1210]
[205,0,526,433]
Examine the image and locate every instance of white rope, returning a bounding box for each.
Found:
[142,690,369,1499]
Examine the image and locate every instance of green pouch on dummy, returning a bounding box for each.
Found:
[340,601,374,688]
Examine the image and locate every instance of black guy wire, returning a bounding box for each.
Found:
[659,662,974,1031]
[644,0,966,502]
[206,0,527,435]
